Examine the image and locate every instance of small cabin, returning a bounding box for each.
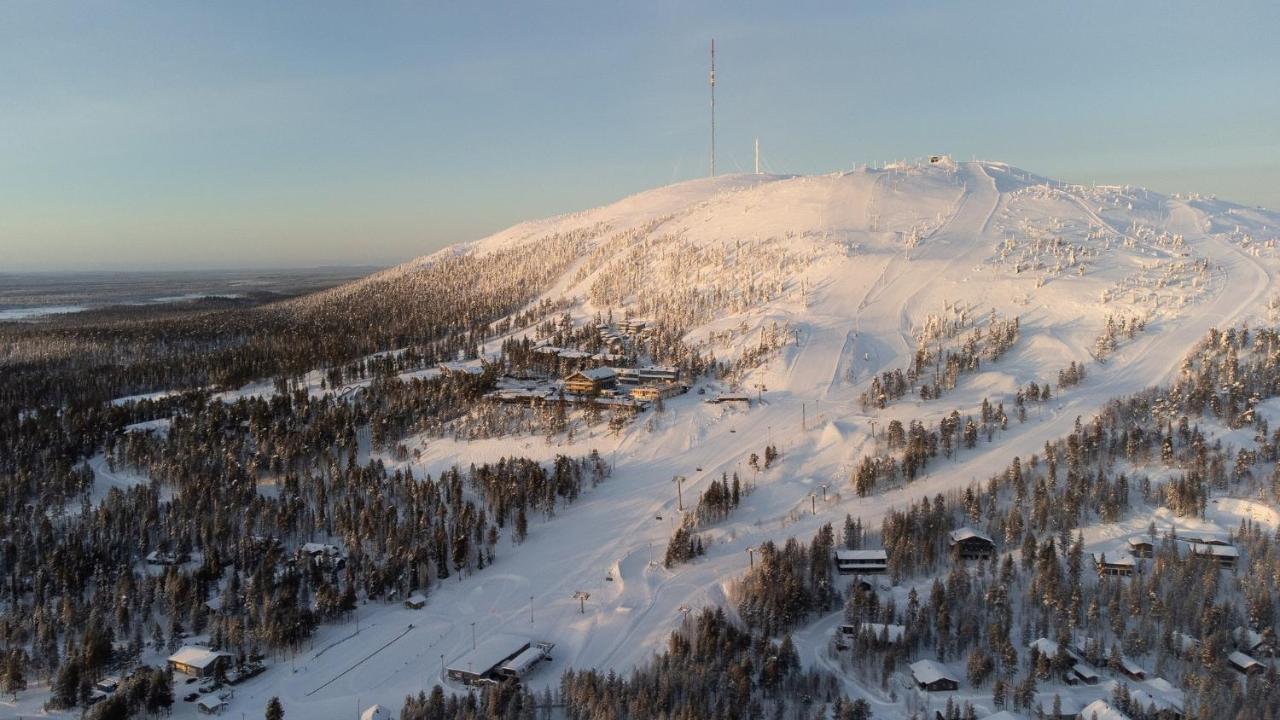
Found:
[948,528,995,561]
[1124,686,1184,719]
[1171,632,1199,659]
[838,622,905,648]
[403,593,427,610]
[1234,627,1269,657]
[1228,651,1264,676]
[1028,637,1064,662]
[1118,656,1146,680]
[835,548,888,575]
[1033,693,1084,720]
[1127,537,1155,558]
[1092,552,1136,577]
[197,697,229,716]
[909,659,959,691]
[1078,700,1130,720]
[145,550,186,566]
[1186,541,1238,569]
[1066,662,1099,686]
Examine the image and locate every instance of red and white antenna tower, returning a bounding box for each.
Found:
[709,38,716,177]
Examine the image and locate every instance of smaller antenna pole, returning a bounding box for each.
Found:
[754,137,760,175]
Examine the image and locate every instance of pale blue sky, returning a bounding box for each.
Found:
[2,2,1277,271]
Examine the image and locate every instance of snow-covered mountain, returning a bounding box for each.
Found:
[220,158,1280,715]
[383,157,1277,407]
[84,159,1280,720]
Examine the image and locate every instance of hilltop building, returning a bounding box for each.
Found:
[168,646,232,679]
[835,548,888,575]
[563,368,617,395]
[948,528,995,561]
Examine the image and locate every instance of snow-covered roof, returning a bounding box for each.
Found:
[909,659,956,685]
[1126,536,1154,547]
[1033,692,1084,715]
[1141,677,1185,710]
[1186,541,1239,557]
[1115,683,1180,714]
[360,705,390,720]
[439,360,486,375]
[168,646,231,670]
[500,644,549,675]
[1072,661,1099,680]
[1234,626,1264,650]
[557,350,591,359]
[1175,532,1229,545]
[948,527,993,544]
[1092,552,1136,566]
[835,549,887,561]
[1028,637,1060,657]
[197,697,228,712]
[859,623,905,641]
[981,712,1020,720]
[1228,651,1261,669]
[1172,631,1199,653]
[1079,699,1131,720]
[448,634,530,676]
[405,593,426,605]
[569,367,617,381]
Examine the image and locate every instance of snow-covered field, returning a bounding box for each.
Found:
[39,158,1280,719]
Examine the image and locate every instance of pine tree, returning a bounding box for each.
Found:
[146,667,174,715]
[515,505,528,543]
[51,658,80,709]
[3,649,25,698]
[266,696,285,720]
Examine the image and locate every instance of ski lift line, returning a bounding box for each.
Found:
[305,624,418,696]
